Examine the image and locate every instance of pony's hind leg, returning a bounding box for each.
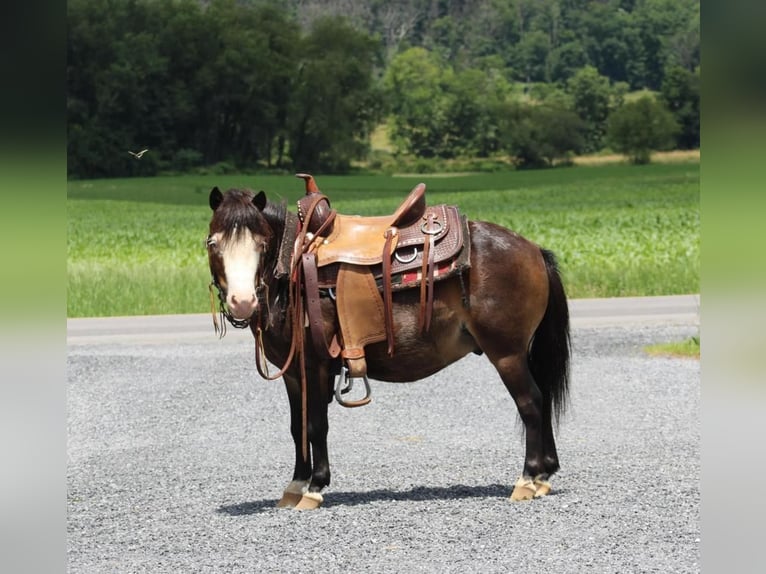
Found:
[509,392,561,499]
[464,221,564,500]
[532,393,561,497]
[485,350,552,501]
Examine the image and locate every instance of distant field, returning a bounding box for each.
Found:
[573,149,700,166]
[67,162,699,317]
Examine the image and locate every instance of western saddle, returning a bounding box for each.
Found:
[289,174,469,403]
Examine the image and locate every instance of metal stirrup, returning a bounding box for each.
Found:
[334,366,372,408]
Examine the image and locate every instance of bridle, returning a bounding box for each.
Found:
[208,277,259,334]
[207,235,269,336]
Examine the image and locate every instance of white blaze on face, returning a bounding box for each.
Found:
[220,229,261,320]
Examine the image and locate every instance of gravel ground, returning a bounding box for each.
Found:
[67,322,700,573]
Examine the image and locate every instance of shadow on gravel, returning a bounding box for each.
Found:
[218,483,509,515]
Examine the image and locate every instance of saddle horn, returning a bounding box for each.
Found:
[295,173,334,237]
[296,173,320,194]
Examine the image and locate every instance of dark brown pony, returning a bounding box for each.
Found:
[206,184,570,509]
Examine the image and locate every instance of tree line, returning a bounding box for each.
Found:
[67,0,699,178]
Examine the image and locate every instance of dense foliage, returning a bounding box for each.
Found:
[607,95,678,164]
[67,0,699,178]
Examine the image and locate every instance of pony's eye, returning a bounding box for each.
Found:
[206,236,217,249]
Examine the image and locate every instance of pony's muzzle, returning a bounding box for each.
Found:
[227,291,258,320]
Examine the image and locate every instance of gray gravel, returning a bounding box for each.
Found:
[68,322,700,573]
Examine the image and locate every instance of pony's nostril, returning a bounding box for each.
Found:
[229,293,256,310]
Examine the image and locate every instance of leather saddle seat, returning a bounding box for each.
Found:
[315,183,426,267]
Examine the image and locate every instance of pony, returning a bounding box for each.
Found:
[206,182,570,509]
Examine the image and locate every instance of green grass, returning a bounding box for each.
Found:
[645,336,700,359]
[67,162,699,317]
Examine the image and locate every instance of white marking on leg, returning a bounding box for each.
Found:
[284,479,309,496]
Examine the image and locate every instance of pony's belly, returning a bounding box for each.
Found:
[365,356,467,383]
[363,324,478,383]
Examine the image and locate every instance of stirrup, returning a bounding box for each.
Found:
[334,366,372,408]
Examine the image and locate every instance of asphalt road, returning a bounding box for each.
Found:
[67,296,700,573]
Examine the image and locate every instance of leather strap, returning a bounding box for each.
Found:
[419,213,438,333]
[382,227,397,356]
[271,191,338,463]
[302,252,341,359]
[424,232,436,331]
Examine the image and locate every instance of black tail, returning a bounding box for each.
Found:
[528,248,571,427]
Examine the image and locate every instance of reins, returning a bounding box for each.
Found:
[211,194,337,463]
[281,194,337,462]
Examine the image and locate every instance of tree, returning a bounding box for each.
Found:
[66,0,701,178]
[549,41,588,84]
[515,29,551,83]
[498,101,586,168]
[68,0,173,177]
[235,4,299,168]
[288,17,382,172]
[375,0,424,62]
[607,96,678,164]
[566,65,617,153]
[660,65,699,149]
[631,0,700,90]
[384,47,453,158]
[576,0,629,83]
[385,47,513,159]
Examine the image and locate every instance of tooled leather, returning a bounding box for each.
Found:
[315,206,463,286]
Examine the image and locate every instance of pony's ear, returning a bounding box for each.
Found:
[253,190,267,211]
[209,187,223,211]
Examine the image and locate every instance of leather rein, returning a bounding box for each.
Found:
[209,194,336,463]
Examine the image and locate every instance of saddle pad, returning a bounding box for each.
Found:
[275,210,300,279]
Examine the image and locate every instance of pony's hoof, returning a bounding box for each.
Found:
[276,480,309,508]
[276,491,303,508]
[509,477,537,501]
[533,478,551,498]
[295,492,324,510]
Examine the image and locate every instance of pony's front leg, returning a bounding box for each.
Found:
[278,366,333,510]
[295,362,333,510]
[276,372,312,508]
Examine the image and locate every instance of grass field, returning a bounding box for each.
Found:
[67,162,699,317]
